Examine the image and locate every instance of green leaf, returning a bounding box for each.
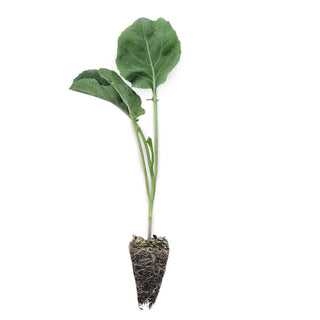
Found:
[116,17,181,89]
[70,69,144,119]
[146,137,154,166]
[98,68,144,119]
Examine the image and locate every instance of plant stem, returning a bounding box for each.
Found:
[137,128,153,176]
[132,88,159,241]
[148,88,158,240]
[148,198,154,240]
[153,89,159,180]
[132,120,151,200]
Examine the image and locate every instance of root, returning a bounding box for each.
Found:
[129,235,169,308]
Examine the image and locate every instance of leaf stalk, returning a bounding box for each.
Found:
[132,88,158,241]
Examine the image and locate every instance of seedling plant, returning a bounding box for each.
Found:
[70,17,181,308]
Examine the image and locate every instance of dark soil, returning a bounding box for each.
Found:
[129,235,169,309]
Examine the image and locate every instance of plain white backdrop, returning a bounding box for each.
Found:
[0,0,320,319]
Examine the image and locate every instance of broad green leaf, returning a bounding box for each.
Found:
[98,68,143,119]
[116,17,181,89]
[70,69,144,119]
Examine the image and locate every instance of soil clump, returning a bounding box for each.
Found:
[129,235,169,309]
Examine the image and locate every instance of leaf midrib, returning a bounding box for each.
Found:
[143,33,156,90]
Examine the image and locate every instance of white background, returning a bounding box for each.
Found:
[0,0,320,319]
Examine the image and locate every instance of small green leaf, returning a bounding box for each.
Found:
[146,137,154,166]
[116,17,181,89]
[70,69,145,119]
[98,68,144,119]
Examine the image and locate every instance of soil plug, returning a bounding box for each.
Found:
[70,17,181,308]
[129,235,169,309]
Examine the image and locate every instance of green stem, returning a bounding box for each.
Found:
[148,88,158,240]
[132,88,158,241]
[132,120,151,200]
[148,198,154,240]
[137,128,153,176]
[153,89,159,179]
